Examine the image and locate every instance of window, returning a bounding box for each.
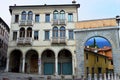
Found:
[53,27,58,38]
[28,11,33,20]
[13,31,17,40]
[60,26,65,38]
[86,53,88,60]
[19,28,25,37]
[34,31,38,40]
[26,27,32,37]
[96,56,99,62]
[21,11,26,20]
[35,14,40,22]
[45,14,50,22]
[60,10,65,20]
[45,30,50,40]
[68,13,73,22]
[15,15,19,23]
[69,30,74,40]
[53,10,58,20]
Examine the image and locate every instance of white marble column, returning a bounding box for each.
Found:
[55,56,58,75]
[5,56,9,72]
[22,57,25,73]
[72,57,75,75]
[38,57,41,74]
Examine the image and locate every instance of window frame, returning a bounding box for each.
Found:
[68,13,73,22]
[45,30,50,40]
[34,31,39,40]
[35,14,40,22]
[13,31,17,40]
[14,14,19,23]
[45,14,50,22]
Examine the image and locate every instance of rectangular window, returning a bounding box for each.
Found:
[69,30,74,40]
[15,15,19,23]
[35,14,40,22]
[13,31,17,40]
[68,13,73,22]
[45,30,50,40]
[34,31,39,40]
[86,53,88,60]
[45,14,50,22]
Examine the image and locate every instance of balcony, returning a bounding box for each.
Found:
[52,19,66,25]
[17,37,32,45]
[51,37,66,44]
[19,20,33,26]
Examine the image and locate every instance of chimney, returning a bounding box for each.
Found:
[72,0,76,4]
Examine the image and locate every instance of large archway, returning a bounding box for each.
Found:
[41,49,55,75]
[58,49,72,75]
[25,50,38,74]
[84,36,113,77]
[9,50,22,73]
[75,27,119,77]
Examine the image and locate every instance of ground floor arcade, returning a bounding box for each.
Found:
[5,47,76,76]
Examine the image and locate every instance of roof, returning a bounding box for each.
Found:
[76,18,117,29]
[9,4,80,14]
[0,17,10,32]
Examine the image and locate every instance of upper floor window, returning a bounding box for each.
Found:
[20,28,25,37]
[53,10,58,20]
[15,15,19,23]
[53,27,58,38]
[45,14,50,22]
[26,27,32,37]
[35,14,40,22]
[60,10,65,20]
[69,30,74,40]
[60,26,65,38]
[21,11,26,20]
[28,11,33,20]
[45,30,50,40]
[68,13,73,22]
[34,31,39,40]
[13,31,17,40]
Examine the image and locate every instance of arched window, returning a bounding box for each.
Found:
[19,28,25,37]
[53,10,58,20]
[53,27,58,38]
[28,11,33,20]
[60,26,65,38]
[21,11,26,20]
[26,27,32,37]
[60,10,65,20]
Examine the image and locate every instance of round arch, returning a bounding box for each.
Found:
[9,49,22,73]
[41,49,55,75]
[58,49,72,75]
[25,49,38,73]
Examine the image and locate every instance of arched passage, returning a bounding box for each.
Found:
[41,49,55,75]
[9,50,22,73]
[58,49,72,75]
[84,36,113,77]
[25,50,38,74]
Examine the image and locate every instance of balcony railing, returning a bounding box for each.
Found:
[17,37,32,45]
[52,19,66,25]
[19,20,33,26]
[51,37,66,44]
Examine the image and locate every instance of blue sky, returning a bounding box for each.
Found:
[85,37,111,48]
[0,0,120,26]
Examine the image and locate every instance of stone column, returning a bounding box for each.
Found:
[72,57,75,75]
[5,56,9,72]
[55,56,58,75]
[22,57,25,73]
[38,57,41,74]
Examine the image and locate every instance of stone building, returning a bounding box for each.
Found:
[6,1,80,79]
[75,18,120,77]
[0,17,9,71]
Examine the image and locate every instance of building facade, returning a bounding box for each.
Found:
[0,17,9,71]
[6,2,80,78]
[84,46,113,77]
